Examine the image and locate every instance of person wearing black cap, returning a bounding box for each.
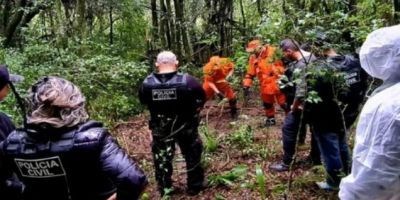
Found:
[0,64,24,200]
[0,65,24,137]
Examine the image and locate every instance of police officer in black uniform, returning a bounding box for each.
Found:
[0,76,148,200]
[323,48,369,129]
[139,51,206,196]
[0,65,24,200]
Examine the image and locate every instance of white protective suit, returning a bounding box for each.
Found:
[339,25,400,200]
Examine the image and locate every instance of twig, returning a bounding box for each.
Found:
[221,152,231,169]
[284,109,306,199]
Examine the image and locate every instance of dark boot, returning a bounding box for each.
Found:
[265,117,276,126]
[229,99,238,119]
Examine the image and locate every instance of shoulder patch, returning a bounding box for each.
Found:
[15,156,66,178]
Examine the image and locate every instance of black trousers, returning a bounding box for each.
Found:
[150,120,204,191]
[282,111,320,165]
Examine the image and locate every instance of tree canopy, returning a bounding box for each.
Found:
[0,0,397,123]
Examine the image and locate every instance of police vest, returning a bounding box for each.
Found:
[329,55,369,104]
[142,73,193,119]
[2,122,117,200]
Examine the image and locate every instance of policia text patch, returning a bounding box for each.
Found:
[15,156,66,178]
[152,88,177,101]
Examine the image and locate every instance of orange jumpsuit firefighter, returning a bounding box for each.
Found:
[243,40,287,126]
[203,56,237,118]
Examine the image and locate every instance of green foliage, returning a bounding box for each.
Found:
[0,41,148,126]
[305,90,322,104]
[214,194,226,200]
[140,192,150,200]
[255,164,267,199]
[161,188,173,200]
[199,125,219,153]
[208,165,248,187]
[227,124,253,148]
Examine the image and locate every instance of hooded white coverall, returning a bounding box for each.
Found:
[339,25,400,200]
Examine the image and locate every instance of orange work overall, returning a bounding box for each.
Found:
[203,57,236,101]
[243,45,286,117]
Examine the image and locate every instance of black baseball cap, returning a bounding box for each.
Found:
[0,64,23,89]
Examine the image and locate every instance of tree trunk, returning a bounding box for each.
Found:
[257,0,262,15]
[165,0,176,51]
[1,0,11,32]
[177,0,193,62]
[239,0,247,39]
[77,0,86,38]
[151,0,158,41]
[173,0,183,60]
[348,0,357,14]
[159,0,170,49]
[394,0,400,23]
[322,0,330,14]
[219,0,233,56]
[109,5,113,45]
[4,0,27,46]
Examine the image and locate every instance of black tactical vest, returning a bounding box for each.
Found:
[141,72,193,120]
[2,122,116,200]
[330,55,369,103]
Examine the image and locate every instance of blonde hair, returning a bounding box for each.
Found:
[27,76,89,128]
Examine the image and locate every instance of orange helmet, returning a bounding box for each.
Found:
[246,40,262,53]
[209,56,220,65]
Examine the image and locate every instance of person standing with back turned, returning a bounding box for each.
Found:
[0,76,148,200]
[139,51,206,196]
[339,25,400,200]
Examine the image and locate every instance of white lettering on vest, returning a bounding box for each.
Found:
[14,156,66,178]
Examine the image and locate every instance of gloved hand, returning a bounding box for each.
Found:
[243,87,250,97]
[216,92,225,100]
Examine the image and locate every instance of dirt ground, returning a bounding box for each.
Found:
[113,95,341,200]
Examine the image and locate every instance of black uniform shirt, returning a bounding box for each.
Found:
[0,112,15,141]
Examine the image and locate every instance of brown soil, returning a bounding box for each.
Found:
[113,96,340,200]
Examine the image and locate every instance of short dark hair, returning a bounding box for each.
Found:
[280,39,300,52]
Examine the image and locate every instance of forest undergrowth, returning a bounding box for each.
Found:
[114,91,350,200]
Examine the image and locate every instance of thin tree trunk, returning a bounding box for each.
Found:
[322,0,330,14]
[160,0,171,49]
[2,0,11,31]
[348,0,357,14]
[109,5,113,45]
[239,0,247,38]
[48,10,56,37]
[77,0,86,38]
[151,0,158,41]
[394,0,400,23]
[165,0,176,51]
[177,0,193,61]
[257,0,262,15]
[159,0,167,47]
[173,0,183,60]
[4,0,27,46]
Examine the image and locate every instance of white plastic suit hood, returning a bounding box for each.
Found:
[339,25,400,200]
[359,25,400,81]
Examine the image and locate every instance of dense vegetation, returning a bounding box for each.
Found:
[0,1,398,199]
[0,0,398,124]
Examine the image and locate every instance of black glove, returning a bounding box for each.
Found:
[216,92,225,100]
[243,87,250,97]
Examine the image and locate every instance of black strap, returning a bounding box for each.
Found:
[9,83,27,127]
